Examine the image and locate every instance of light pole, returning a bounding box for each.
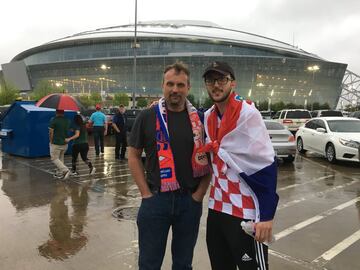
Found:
[307,65,320,110]
[100,64,110,100]
[132,0,139,109]
[55,82,64,93]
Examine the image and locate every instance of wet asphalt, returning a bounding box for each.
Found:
[0,135,359,270]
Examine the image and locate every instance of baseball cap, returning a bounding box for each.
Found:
[95,104,101,110]
[202,61,235,80]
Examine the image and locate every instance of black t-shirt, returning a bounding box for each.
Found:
[128,107,200,190]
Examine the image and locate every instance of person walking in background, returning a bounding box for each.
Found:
[112,104,128,160]
[49,109,71,180]
[89,104,107,156]
[128,62,210,270]
[201,61,278,270]
[65,114,96,176]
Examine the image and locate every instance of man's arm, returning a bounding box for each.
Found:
[103,114,108,135]
[128,147,152,198]
[65,130,80,143]
[112,122,120,133]
[49,128,54,144]
[192,173,211,202]
[112,115,120,133]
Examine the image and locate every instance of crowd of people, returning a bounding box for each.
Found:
[48,61,278,270]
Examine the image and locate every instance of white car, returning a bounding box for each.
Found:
[276,109,312,133]
[296,117,360,163]
[264,120,296,163]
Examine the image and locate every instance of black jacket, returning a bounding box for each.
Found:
[113,112,128,133]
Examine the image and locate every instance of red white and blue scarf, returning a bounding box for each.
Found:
[155,98,209,192]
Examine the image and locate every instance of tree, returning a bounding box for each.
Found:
[319,102,330,109]
[285,102,300,109]
[203,97,214,109]
[187,94,196,105]
[271,101,285,112]
[31,80,63,101]
[0,81,19,105]
[89,92,102,106]
[77,95,92,108]
[258,100,269,111]
[114,93,130,107]
[312,102,320,110]
[136,97,148,108]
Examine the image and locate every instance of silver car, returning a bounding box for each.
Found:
[264,120,296,163]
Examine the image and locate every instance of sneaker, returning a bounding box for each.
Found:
[70,170,79,176]
[61,170,71,180]
[53,172,63,178]
[89,167,96,175]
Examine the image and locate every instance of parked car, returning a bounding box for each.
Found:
[80,109,96,134]
[276,109,312,134]
[103,108,115,135]
[260,110,275,120]
[311,110,343,117]
[349,111,360,119]
[264,120,296,163]
[125,109,142,132]
[296,117,360,163]
[271,111,281,120]
[0,105,11,129]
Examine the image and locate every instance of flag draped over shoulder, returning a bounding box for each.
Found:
[202,92,278,222]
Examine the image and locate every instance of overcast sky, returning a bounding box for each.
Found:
[1,0,359,74]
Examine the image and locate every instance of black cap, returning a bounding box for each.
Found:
[202,61,235,80]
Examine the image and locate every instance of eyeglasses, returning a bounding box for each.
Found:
[204,76,232,86]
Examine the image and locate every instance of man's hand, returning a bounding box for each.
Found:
[254,220,273,243]
[142,192,153,199]
[191,190,205,203]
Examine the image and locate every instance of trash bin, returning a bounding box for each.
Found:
[0,101,76,158]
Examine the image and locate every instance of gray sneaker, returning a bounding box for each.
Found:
[53,172,63,178]
[70,170,79,176]
[89,167,96,175]
[61,170,71,180]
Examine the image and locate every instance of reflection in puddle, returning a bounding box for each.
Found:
[38,183,89,260]
[112,206,139,221]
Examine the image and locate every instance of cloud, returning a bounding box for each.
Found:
[1,0,359,74]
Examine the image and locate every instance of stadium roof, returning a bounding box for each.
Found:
[13,20,322,62]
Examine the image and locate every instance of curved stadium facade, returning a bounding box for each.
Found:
[8,20,347,107]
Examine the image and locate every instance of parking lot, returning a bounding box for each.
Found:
[0,144,359,270]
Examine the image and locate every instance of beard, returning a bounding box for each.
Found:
[208,88,232,103]
[167,94,184,108]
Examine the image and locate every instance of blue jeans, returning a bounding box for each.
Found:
[137,191,202,270]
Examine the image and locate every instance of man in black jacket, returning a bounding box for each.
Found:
[112,104,128,160]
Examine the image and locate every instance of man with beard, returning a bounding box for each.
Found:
[128,62,210,270]
[201,61,278,270]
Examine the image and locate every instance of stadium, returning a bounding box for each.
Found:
[2,20,348,108]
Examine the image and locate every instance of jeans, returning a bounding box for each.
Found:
[137,191,202,270]
[93,126,105,155]
[115,131,127,159]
